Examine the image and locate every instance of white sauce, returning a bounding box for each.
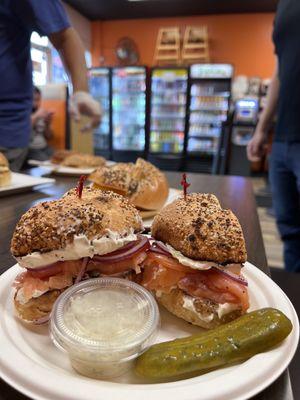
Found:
[165,243,218,270]
[182,295,239,322]
[64,289,148,345]
[16,229,137,269]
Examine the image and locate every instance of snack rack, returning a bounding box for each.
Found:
[184,64,233,173]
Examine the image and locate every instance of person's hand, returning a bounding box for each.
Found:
[34,108,49,120]
[45,110,54,125]
[247,129,268,162]
[69,91,102,131]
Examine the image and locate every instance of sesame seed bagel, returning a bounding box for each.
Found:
[14,290,63,323]
[89,158,169,211]
[11,187,143,257]
[0,152,11,187]
[51,149,76,164]
[151,193,247,264]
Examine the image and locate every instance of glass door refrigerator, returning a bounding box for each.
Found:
[112,66,147,162]
[185,64,233,173]
[89,67,112,159]
[148,67,188,171]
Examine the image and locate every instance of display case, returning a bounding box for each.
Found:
[112,66,147,162]
[89,67,112,158]
[186,64,233,173]
[148,67,188,170]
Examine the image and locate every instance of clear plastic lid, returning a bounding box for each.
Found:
[50,277,160,362]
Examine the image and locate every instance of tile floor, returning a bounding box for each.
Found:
[251,177,284,269]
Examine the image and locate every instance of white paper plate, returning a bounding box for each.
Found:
[28,160,115,176]
[0,263,298,400]
[0,173,55,197]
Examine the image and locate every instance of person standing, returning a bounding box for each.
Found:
[0,0,101,171]
[247,0,300,272]
[28,87,54,161]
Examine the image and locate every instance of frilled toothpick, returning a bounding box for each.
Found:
[180,173,190,201]
[76,175,87,199]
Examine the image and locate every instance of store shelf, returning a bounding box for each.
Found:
[152,90,187,95]
[113,122,145,129]
[151,114,185,119]
[188,133,220,139]
[152,102,186,106]
[113,91,146,95]
[191,92,230,98]
[151,129,184,133]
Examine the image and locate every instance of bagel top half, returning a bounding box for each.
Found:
[151,193,247,264]
[89,158,169,211]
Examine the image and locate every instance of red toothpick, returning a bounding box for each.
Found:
[181,173,190,201]
[76,175,87,199]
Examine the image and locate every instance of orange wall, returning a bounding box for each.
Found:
[42,99,66,150]
[92,13,276,78]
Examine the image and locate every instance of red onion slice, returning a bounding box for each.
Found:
[33,314,50,325]
[150,241,172,256]
[75,257,89,284]
[148,246,170,256]
[213,266,248,286]
[92,235,150,263]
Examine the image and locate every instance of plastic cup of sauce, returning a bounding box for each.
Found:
[50,277,160,379]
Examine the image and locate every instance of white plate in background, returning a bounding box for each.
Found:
[0,262,298,400]
[0,173,55,197]
[28,159,115,176]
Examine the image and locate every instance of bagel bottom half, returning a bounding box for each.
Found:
[0,170,11,187]
[155,289,244,329]
[14,289,63,323]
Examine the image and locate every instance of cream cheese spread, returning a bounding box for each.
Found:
[165,243,217,270]
[182,295,214,322]
[216,302,240,319]
[182,295,239,322]
[17,229,138,269]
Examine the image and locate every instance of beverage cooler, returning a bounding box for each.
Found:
[185,64,233,173]
[112,66,147,162]
[227,97,259,176]
[148,67,188,171]
[89,68,112,159]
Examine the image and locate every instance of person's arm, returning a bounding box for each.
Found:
[49,27,101,130]
[247,57,280,161]
[49,27,88,92]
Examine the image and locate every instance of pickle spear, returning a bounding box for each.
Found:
[135,308,293,380]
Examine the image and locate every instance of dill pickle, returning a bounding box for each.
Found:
[135,308,293,380]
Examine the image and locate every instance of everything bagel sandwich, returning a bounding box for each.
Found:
[88,158,169,211]
[51,149,76,164]
[0,152,11,187]
[61,153,106,168]
[11,187,149,323]
[141,193,249,329]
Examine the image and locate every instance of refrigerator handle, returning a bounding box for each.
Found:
[212,112,234,175]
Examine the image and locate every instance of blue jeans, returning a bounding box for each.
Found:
[269,142,300,272]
